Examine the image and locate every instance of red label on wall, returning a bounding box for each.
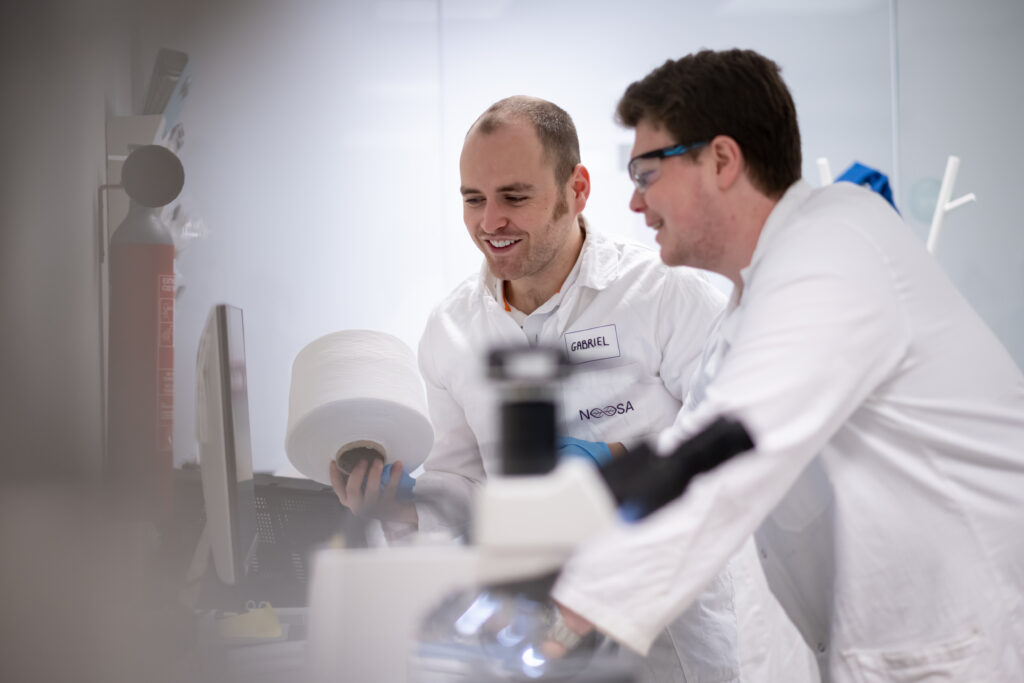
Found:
[108,242,175,518]
[156,275,174,451]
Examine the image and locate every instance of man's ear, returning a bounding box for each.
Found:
[709,136,743,191]
[569,163,591,212]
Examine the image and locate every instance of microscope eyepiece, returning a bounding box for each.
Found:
[488,346,570,476]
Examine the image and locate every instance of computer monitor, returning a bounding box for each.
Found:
[196,304,258,585]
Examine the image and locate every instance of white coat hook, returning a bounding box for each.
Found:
[926,155,977,254]
[816,157,833,186]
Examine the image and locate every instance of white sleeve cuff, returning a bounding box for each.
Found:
[550,580,659,656]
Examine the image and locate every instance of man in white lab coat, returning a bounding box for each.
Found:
[548,49,1024,682]
[330,96,819,681]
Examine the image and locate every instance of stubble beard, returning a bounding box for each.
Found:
[487,189,573,282]
[663,190,723,272]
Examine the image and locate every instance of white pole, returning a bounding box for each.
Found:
[926,156,977,254]
[816,157,833,186]
[945,192,977,212]
[927,156,960,254]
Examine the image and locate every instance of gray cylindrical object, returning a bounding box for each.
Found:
[488,346,570,476]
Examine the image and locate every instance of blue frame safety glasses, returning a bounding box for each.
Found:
[628,141,709,193]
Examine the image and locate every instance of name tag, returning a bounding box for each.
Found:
[564,324,621,364]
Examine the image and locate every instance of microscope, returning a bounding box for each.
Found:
[306,346,753,682]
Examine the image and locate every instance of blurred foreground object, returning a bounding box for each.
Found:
[0,480,192,683]
[307,346,754,681]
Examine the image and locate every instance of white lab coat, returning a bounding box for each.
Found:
[552,181,1024,682]
[413,228,819,682]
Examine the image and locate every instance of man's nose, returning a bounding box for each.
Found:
[482,202,508,231]
[629,188,646,213]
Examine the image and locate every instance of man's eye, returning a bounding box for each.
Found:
[505,196,526,203]
[464,197,484,207]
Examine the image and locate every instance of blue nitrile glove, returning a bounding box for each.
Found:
[836,161,899,212]
[380,462,416,501]
[557,436,614,467]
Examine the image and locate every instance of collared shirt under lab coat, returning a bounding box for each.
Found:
[412,228,819,682]
[552,181,1024,682]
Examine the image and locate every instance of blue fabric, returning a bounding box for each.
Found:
[558,435,614,467]
[379,463,416,501]
[836,161,898,212]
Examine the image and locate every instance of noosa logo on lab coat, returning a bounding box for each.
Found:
[579,401,635,421]
[564,324,620,364]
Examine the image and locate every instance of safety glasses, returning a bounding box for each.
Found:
[627,141,709,193]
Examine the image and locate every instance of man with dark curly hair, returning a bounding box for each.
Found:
[549,48,1024,682]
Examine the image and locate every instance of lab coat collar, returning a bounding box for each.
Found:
[574,222,621,292]
[738,179,814,291]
